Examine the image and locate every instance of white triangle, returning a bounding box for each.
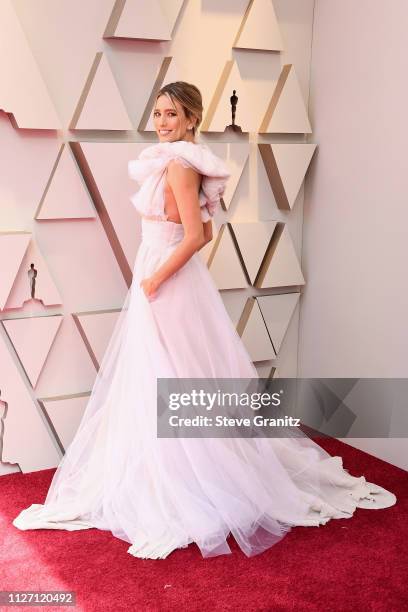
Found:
[234,0,284,51]
[257,292,300,353]
[230,221,277,283]
[202,60,253,133]
[115,0,171,40]
[272,143,317,209]
[74,53,133,130]
[159,0,184,34]
[260,65,312,133]
[3,315,63,387]
[5,239,63,308]
[37,145,96,219]
[208,225,247,289]
[240,299,276,362]
[259,226,305,288]
[43,395,89,451]
[78,310,121,367]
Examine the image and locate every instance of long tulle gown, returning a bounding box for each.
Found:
[12,139,397,559]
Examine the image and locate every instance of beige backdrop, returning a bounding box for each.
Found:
[9,0,399,478]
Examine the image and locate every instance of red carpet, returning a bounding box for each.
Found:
[1,438,406,612]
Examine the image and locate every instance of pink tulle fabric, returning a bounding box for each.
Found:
[128,140,231,222]
[12,140,397,560]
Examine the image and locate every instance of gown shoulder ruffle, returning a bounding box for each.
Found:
[128,140,231,222]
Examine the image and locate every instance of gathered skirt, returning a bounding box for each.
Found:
[12,218,397,559]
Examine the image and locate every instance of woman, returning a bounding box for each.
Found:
[12,81,396,559]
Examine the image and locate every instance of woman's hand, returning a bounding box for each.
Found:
[140,276,160,300]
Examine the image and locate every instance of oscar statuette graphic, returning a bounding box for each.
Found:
[225,89,242,133]
[28,263,37,299]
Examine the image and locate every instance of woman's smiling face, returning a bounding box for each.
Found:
[153,94,195,143]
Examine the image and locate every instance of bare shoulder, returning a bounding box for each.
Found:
[166,158,201,188]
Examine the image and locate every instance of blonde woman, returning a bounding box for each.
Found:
[13,82,396,560]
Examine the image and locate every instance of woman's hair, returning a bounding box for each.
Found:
[155,81,203,137]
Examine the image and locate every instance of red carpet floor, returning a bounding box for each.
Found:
[1,437,406,612]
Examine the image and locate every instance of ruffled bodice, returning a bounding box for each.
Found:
[128,140,231,222]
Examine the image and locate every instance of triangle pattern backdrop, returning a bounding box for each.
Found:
[0,233,31,311]
[36,144,96,220]
[257,292,300,354]
[201,60,253,133]
[40,394,90,453]
[104,0,184,41]
[236,297,276,362]
[259,64,312,133]
[2,237,63,310]
[0,0,60,128]
[207,224,248,290]
[258,143,317,210]
[73,310,122,371]
[0,335,61,472]
[70,52,133,131]
[229,221,278,284]
[2,316,63,388]
[233,0,284,51]
[255,225,305,289]
[0,0,317,472]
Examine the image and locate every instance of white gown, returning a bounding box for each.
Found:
[12,140,397,559]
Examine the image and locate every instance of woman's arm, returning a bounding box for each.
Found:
[196,219,213,252]
[141,160,207,297]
